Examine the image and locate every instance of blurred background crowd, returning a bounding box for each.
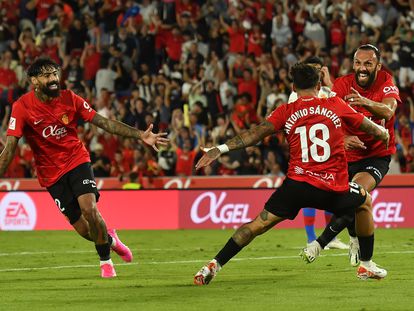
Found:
[1,0,414,182]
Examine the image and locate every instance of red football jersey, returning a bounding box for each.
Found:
[7,90,96,187]
[266,96,364,192]
[332,70,400,162]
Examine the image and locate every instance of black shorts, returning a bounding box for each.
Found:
[264,178,366,220]
[47,162,100,224]
[348,155,391,186]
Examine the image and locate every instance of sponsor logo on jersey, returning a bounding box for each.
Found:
[8,117,16,130]
[0,192,37,230]
[83,101,92,112]
[383,85,399,95]
[293,166,335,183]
[190,192,252,224]
[61,114,69,125]
[42,125,68,139]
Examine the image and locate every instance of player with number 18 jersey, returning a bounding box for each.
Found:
[266,96,364,192]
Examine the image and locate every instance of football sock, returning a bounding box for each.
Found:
[317,213,353,248]
[346,216,357,237]
[95,243,111,261]
[303,208,317,243]
[108,234,115,247]
[214,238,242,266]
[358,234,374,261]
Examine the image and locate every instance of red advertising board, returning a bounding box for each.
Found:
[0,188,413,231]
[0,191,179,230]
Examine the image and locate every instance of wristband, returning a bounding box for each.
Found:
[217,144,230,154]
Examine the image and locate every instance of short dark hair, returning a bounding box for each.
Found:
[356,44,381,61]
[303,56,324,66]
[291,63,320,90]
[27,57,60,77]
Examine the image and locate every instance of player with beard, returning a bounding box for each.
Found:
[301,44,401,269]
[193,63,389,285]
[0,58,169,278]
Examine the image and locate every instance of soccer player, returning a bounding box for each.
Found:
[289,56,348,250]
[0,58,169,278]
[193,63,389,285]
[303,44,401,267]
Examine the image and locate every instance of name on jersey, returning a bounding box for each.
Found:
[285,106,341,134]
[42,125,68,139]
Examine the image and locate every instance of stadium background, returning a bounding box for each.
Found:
[1,2,414,310]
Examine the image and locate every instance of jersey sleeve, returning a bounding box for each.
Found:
[265,104,287,131]
[332,77,348,99]
[71,90,96,122]
[379,79,401,103]
[6,101,26,138]
[335,97,364,129]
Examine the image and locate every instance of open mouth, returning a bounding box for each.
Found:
[48,83,59,90]
[357,72,369,81]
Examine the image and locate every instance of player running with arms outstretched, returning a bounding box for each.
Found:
[0,58,169,278]
[193,63,389,285]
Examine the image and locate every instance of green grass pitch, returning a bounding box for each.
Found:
[0,229,413,311]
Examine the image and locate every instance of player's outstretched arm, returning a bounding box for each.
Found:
[91,113,169,151]
[0,136,19,176]
[195,121,275,169]
[359,117,389,148]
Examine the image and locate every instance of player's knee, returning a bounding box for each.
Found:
[358,188,372,212]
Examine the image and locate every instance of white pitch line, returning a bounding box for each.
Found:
[0,245,399,257]
[0,250,413,273]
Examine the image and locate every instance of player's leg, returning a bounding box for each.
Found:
[194,209,286,285]
[71,213,133,262]
[303,208,317,243]
[323,210,349,250]
[346,157,390,265]
[194,179,301,285]
[346,171,377,265]
[77,192,116,277]
[352,185,387,280]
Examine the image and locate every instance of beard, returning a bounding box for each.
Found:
[355,69,376,88]
[40,81,61,98]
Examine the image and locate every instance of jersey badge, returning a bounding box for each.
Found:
[61,114,69,125]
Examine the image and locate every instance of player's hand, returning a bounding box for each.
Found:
[345,87,367,106]
[195,146,221,170]
[320,66,333,88]
[141,124,169,152]
[344,135,366,150]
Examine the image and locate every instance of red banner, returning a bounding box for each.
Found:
[0,188,413,231]
[1,174,413,191]
[0,191,179,230]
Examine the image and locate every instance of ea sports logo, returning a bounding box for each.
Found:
[0,192,37,230]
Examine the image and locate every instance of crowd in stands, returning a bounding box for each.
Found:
[1,0,414,181]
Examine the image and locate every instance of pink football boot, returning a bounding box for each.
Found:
[108,229,133,262]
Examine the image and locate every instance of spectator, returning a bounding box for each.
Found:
[90,143,111,177]
[122,172,142,190]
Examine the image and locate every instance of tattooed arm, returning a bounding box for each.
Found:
[92,113,142,139]
[225,121,276,150]
[195,121,276,169]
[91,113,169,151]
[0,136,19,176]
[358,117,389,148]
